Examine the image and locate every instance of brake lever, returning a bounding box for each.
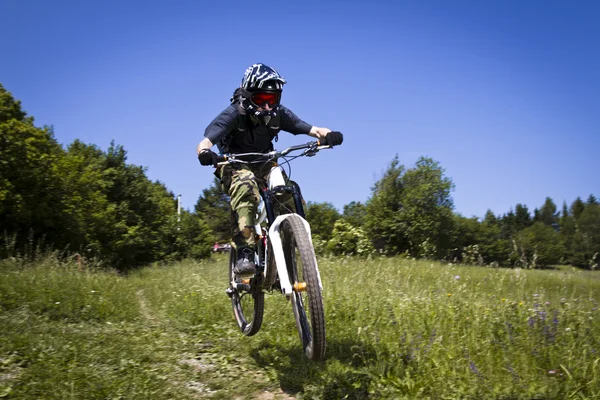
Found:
[302,143,320,157]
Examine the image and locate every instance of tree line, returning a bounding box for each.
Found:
[2,83,599,270]
[1,84,211,270]
[302,159,599,269]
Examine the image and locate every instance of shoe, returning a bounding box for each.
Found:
[233,247,256,277]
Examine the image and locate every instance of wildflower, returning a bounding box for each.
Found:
[519,302,524,306]
[447,293,452,297]
[469,361,481,375]
[533,294,539,297]
[501,297,506,302]
[548,370,556,375]
[55,302,60,305]
[545,302,550,306]
[454,275,460,280]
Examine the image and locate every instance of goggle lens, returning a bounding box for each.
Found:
[251,92,280,107]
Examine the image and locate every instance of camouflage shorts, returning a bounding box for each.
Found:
[217,163,298,248]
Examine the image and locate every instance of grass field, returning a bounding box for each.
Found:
[1,254,599,399]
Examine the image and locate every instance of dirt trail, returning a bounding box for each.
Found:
[135,290,292,399]
[136,289,160,325]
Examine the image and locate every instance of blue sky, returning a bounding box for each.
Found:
[2,0,599,218]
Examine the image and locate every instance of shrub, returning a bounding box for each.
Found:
[326,220,374,256]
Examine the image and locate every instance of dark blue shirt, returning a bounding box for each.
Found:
[204,104,312,154]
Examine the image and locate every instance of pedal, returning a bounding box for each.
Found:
[234,283,251,291]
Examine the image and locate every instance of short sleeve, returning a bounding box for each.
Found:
[204,105,239,143]
[279,105,312,135]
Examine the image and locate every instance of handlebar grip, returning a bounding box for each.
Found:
[321,131,343,147]
[318,138,332,147]
[216,155,228,163]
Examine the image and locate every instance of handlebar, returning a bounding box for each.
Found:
[215,140,333,166]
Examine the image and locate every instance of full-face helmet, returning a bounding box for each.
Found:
[240,63,286,125]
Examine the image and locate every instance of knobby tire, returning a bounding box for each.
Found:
[229,248,264,336]
[281,214,326,360]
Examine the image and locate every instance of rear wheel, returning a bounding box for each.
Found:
[229,248,264,336]
[281,215,326,360]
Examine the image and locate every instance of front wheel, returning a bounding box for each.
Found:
[281,215,326,360]
[229,248,264,336]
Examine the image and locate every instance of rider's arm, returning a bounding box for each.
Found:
[197,138,214,155]
[279,105,313,135]
[308,126,332,140]
[279,105,331,140]
[197,105,238,154]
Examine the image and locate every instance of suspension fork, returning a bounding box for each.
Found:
[290,182,305,219]
[263,184,305,219]
[260,185,306,295]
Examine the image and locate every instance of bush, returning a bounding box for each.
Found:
[326,220,374,256]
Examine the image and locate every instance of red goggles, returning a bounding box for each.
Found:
[250,92,281,107]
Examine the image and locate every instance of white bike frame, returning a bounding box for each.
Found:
[253,165,324,297]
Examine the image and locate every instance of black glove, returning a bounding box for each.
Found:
[324,131,343,147]
[198,149,218,167]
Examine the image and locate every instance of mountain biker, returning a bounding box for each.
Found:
[197,63,343,277]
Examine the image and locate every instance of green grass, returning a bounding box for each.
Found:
[1,255,599,399]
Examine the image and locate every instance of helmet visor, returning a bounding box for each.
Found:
[251,92,281,107]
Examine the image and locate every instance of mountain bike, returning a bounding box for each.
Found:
[215,140,334,361]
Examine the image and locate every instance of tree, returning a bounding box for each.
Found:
[450,215,481,263]
[194,177,232,243]
[587,194,598,206]
[514,203,532,230]
[59,140,114,253]
[305,201,340,243]
[342,201,367,227]
[0,84,70,252]
[400,157,455,258]
[171,211,213,260]
[364,156,455,258]
[514,222,565,268]
[364,157,407,254]
[500,210,517,239]
[85,142,185,268]
[570,197,586,220]
[0,84,29,123]
[483,210,498,225]
[480,217,511,265]
[571,204,600,268]
[536,197,559,228]
[559,208,576,264]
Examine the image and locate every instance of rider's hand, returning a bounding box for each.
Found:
[324,131,343,147]
[198,149,218,167]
